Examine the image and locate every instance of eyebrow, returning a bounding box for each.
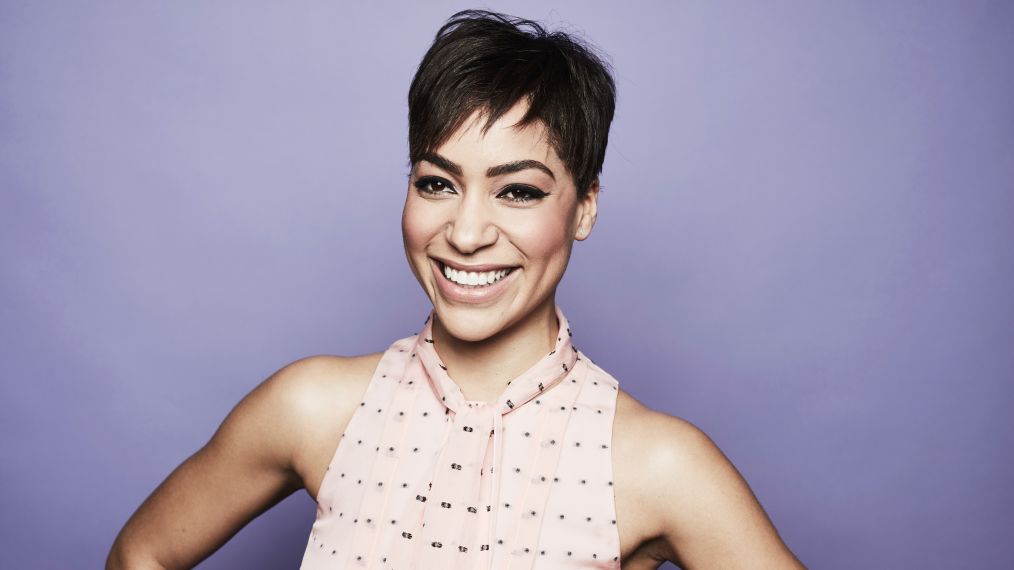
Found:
[418,152,556,181]
[418,152,463,177]
[487,160,556,180]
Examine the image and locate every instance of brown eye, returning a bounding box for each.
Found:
[498,185,548,203]
[414,176,455,195]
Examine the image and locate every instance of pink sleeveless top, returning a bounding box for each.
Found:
[300,307,621,569]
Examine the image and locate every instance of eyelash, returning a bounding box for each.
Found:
[413,176,549,204]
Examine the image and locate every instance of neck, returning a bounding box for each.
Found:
[430,298,559,404]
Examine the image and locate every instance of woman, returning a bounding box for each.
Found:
[108,10,803,569]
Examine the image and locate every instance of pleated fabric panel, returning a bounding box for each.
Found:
[300,307,620,569]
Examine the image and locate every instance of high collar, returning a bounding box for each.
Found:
[414,305,579,416]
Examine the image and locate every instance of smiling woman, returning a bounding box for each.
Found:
[403,102,597,346]
[107,9,803,570]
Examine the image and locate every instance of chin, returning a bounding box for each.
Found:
[431,302,514,343]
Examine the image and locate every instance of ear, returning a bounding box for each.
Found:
[573,179,600,241]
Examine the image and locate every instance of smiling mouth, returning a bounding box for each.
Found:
[437,261,518,287]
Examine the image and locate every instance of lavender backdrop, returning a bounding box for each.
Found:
[2,1,1012,568]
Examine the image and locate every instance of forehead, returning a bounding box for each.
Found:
[435,103,563,173]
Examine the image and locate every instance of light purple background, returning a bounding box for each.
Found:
[2,1,1012,568]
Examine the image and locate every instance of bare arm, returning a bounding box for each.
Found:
[106,356,350,569]
[643,414,805,569]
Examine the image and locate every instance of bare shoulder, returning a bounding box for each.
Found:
[612,389,804,569]
[611,389,711,557]
[105,353,384,569]
[613,388,706,457]
[613,388,729,489]
[270,352,383,484]
[255,353,383,424]
[226,352,384,499]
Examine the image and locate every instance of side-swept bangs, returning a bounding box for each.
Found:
[408,10,616,196]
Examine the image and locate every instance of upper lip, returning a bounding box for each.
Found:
[432,257,518,272]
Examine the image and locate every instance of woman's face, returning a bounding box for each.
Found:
[402,102,598,342]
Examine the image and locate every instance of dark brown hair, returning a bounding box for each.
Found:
[408,10,616,196]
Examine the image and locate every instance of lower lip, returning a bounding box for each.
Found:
[431,259,519,304]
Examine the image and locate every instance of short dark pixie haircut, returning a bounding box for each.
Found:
[408,10,616,196]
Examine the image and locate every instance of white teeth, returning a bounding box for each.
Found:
[442,264,513,287]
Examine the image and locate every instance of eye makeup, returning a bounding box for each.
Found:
[497,184,549,204]
[414,175,456,195]
[413,175,549,205]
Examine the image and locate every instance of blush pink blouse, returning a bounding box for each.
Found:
[300,307,621,569]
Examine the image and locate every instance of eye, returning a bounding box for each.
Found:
[414,176,456,195]
[498,184,548,204]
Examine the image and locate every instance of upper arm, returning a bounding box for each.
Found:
[642,415,804,569]
[107,355,355,570]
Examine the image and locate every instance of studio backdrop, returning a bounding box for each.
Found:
[1,1,1012,568]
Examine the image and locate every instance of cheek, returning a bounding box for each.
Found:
[509,210,573,265]
[401,196,438,253]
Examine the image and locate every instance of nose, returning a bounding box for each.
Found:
[446,193,498,254]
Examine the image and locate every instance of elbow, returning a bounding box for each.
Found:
[106,539,167,570]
